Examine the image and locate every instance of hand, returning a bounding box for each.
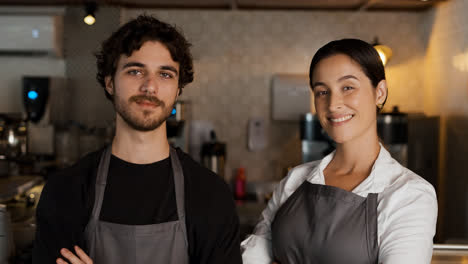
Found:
[56,246,93,264]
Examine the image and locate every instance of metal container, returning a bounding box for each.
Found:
[377,106,408,145]
[377,106,409,166]
[0,204,14,263]
[201,131,226,180]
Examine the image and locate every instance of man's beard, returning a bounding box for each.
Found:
[114,94,174,132]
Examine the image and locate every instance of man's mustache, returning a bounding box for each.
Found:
[129,95,165,107]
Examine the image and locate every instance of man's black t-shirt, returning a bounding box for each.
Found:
[101,155,178,225]
[32,148,242,264]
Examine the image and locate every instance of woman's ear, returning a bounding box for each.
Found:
[375,80,388,106]
[105,76,114,96]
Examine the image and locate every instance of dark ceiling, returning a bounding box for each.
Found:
[0,0,446,10]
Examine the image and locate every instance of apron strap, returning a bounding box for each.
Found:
[366,193,379,263]
[170,147,189,247]
[90,146,112,221]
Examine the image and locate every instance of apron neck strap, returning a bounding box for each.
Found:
[90,145,112,221]
[169,147,188,247]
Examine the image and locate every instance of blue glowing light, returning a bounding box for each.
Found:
[32,29,39,39]
[171,108,177,115]
[28,91,38,100]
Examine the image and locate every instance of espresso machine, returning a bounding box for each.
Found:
[378,106,439,191]
[377,106,408,166]
[0,114,28,177]
[0,76,66,262]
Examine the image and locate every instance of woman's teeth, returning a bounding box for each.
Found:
[330,115,353,123]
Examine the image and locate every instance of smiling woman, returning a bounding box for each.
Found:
[241,39,438,264]
[311,53,387,146]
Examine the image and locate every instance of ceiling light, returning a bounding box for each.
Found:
[84,14,95,25]
[83,2,97,26]
[372,37,393,66]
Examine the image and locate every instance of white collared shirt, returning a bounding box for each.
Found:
[241,146,438,264]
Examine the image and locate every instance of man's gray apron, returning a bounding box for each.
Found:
[84,146,189,264]
[271,182,379,264]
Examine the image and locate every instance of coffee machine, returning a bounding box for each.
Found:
[0,113,28,172]
[23,77,49,124]
[377,106,408,166]
[22,76,68,157]
[378,107,439,191]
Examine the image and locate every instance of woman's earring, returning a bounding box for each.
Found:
[376,103,384,109]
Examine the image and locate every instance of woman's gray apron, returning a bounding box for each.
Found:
[271,182,379,264]
[84,146,189,264]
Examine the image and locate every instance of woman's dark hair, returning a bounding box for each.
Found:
[96,15,194,100]
[309,38,387,108]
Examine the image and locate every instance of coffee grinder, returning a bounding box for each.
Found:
[23,77,49,124]
[22,76,69,157]
[378,106,439,191]
[377,106,409,166]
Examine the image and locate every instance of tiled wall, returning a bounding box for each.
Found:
[0,7,437,183]
[122,9,428,181]
[422,0,468,241]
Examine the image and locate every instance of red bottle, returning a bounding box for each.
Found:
[235,167,246,202]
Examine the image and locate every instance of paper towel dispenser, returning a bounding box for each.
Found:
[271,74,312,121]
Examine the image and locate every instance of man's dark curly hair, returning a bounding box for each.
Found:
[96,15,194,100]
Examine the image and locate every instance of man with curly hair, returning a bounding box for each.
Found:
[33,15,242,264]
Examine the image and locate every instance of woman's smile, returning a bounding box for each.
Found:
[328,114,354,125]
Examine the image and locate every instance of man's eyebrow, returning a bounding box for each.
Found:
[161,65,178,76]
[122,62,145,69]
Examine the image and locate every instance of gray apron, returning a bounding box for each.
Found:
[271,182,379,264]
[84,146,189,264]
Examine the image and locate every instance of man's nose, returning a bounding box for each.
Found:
[141,75,158,95]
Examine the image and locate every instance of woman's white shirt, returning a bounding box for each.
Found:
[241,146,438,264]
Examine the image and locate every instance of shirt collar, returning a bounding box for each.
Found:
[307,143,396,194]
